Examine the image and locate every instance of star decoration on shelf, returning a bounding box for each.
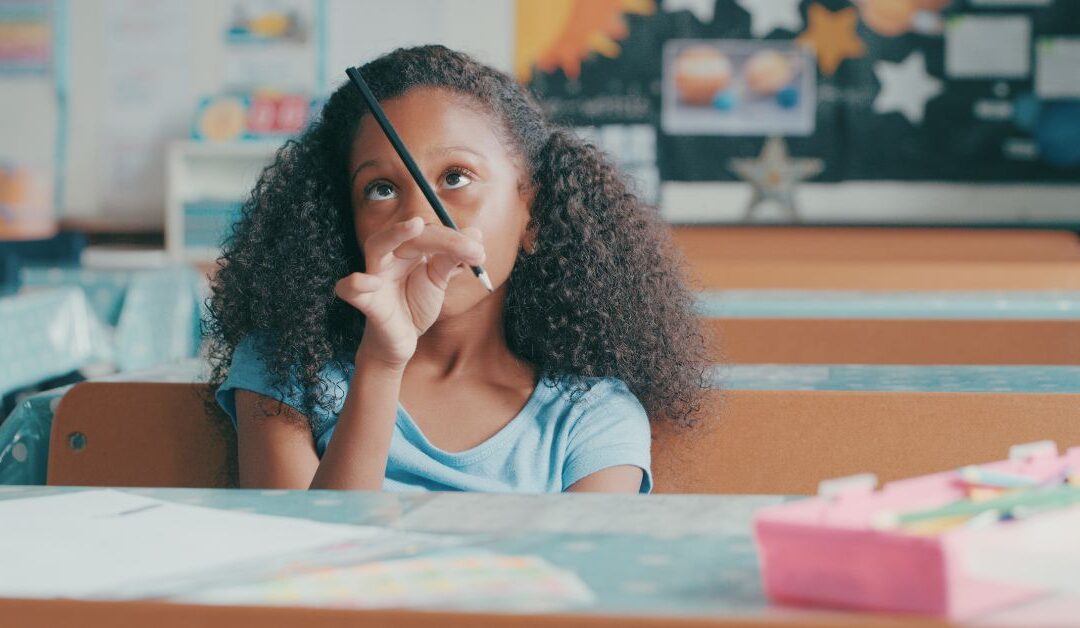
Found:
[734,0,804,38]
[662,0,716,24]
[796,4,866,76]
[873,51,944,125]
[729,137,824,222]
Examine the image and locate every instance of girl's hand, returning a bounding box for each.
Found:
[334,217,485,369]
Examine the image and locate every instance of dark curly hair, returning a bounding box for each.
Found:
[205,45,710,431]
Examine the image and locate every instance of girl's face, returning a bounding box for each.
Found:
[348,87,532,318]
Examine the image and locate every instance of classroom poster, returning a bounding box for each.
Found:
[101,0,191,216]
[516,0,1080,188]
[514,0,662,203]
[222,0,318,93]
[0,0,52,75]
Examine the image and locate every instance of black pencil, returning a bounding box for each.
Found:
[346,66,494,293]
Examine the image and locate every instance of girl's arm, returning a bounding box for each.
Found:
[234,389,319,489]
[566,466,644,493]
[232,359,405,491]
[308,357,404,490]
[234,218,481,491]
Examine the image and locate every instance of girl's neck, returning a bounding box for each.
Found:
[409,287,531,382]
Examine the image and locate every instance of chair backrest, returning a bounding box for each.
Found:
[652,390,1080,494]
[48,382,1080,494]
[0,231,86,266]
[48,382,236,488]
[0,250,17,296]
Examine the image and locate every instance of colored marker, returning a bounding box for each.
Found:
[957,465,1040,489]
[872,484,1080,530]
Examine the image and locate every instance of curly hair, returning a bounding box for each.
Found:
[205,45,710,429]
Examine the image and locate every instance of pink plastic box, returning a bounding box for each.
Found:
[753,442,1080,621]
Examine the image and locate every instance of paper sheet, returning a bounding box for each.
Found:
[396,493,784,536]
[963,504,1080,594]
[0,489,385,599]
[184,553,594,611]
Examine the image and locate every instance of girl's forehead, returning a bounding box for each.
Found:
[352,87,504,156]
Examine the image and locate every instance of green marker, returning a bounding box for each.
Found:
[872,484,1080,530]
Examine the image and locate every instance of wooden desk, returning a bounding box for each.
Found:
[671,227,1080,290]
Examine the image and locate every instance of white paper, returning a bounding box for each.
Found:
[963,504,1080,594]
[0,489,380,599]
[1036,38,1080,99]
[946,15,1031,79]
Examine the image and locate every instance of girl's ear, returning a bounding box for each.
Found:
[521,223,539,254]
[518,181,539,254]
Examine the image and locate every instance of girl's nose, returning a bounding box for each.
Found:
[399,183,438,223]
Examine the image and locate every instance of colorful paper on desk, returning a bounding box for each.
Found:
[962,504,1080,594]
[0,489,393,599]
[184,553,595,611]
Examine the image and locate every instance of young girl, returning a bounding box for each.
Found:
[206,45,709,493]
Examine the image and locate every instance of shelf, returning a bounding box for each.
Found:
[165,141,280,261]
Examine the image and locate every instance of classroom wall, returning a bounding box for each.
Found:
[1,0,1077,228]
[0,0,513,228]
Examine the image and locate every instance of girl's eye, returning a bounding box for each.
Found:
[365,182,397,201]
[442,169,473,190]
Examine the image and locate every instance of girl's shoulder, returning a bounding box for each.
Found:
[217,332,349,431]
[540,373,649,429]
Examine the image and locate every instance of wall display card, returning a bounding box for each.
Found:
[1035,38,1080,99]
[945,15,1031,79]
[661,40,815,137]
[222,0,317,92]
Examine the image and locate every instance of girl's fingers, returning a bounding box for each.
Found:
[424,253,464,289]
[393,225,485,266]
[459,226,482,243]
[335,272,383,302]
[363,217,425,269]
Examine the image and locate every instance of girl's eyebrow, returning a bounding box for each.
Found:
[351,146,487,186]
[428,145,487,162]
[351,159,379,185]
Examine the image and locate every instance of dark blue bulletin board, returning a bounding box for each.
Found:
[521,0,1080,184]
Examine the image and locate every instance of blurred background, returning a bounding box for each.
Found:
[2,0,1080,455]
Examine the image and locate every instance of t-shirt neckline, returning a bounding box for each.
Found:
[394,375,555,466]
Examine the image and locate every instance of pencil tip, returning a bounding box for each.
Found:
[477,269,494,293]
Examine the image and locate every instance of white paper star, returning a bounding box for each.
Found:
[662,0,716,24]
[729,137,823,222]
[734,0,804,38]
[873,51,944,126]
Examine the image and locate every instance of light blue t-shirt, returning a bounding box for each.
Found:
[216,335,653,493]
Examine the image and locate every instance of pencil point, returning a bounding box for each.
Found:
[477,269,494,293]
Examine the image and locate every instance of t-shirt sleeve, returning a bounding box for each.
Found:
[215,334,319,430]
[562,379,653,493]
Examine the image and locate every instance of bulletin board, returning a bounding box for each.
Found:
[516,0,1080,185]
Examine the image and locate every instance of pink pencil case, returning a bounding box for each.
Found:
[753,441,1080,621]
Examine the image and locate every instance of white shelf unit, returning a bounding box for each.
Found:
[165,141,281,263]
